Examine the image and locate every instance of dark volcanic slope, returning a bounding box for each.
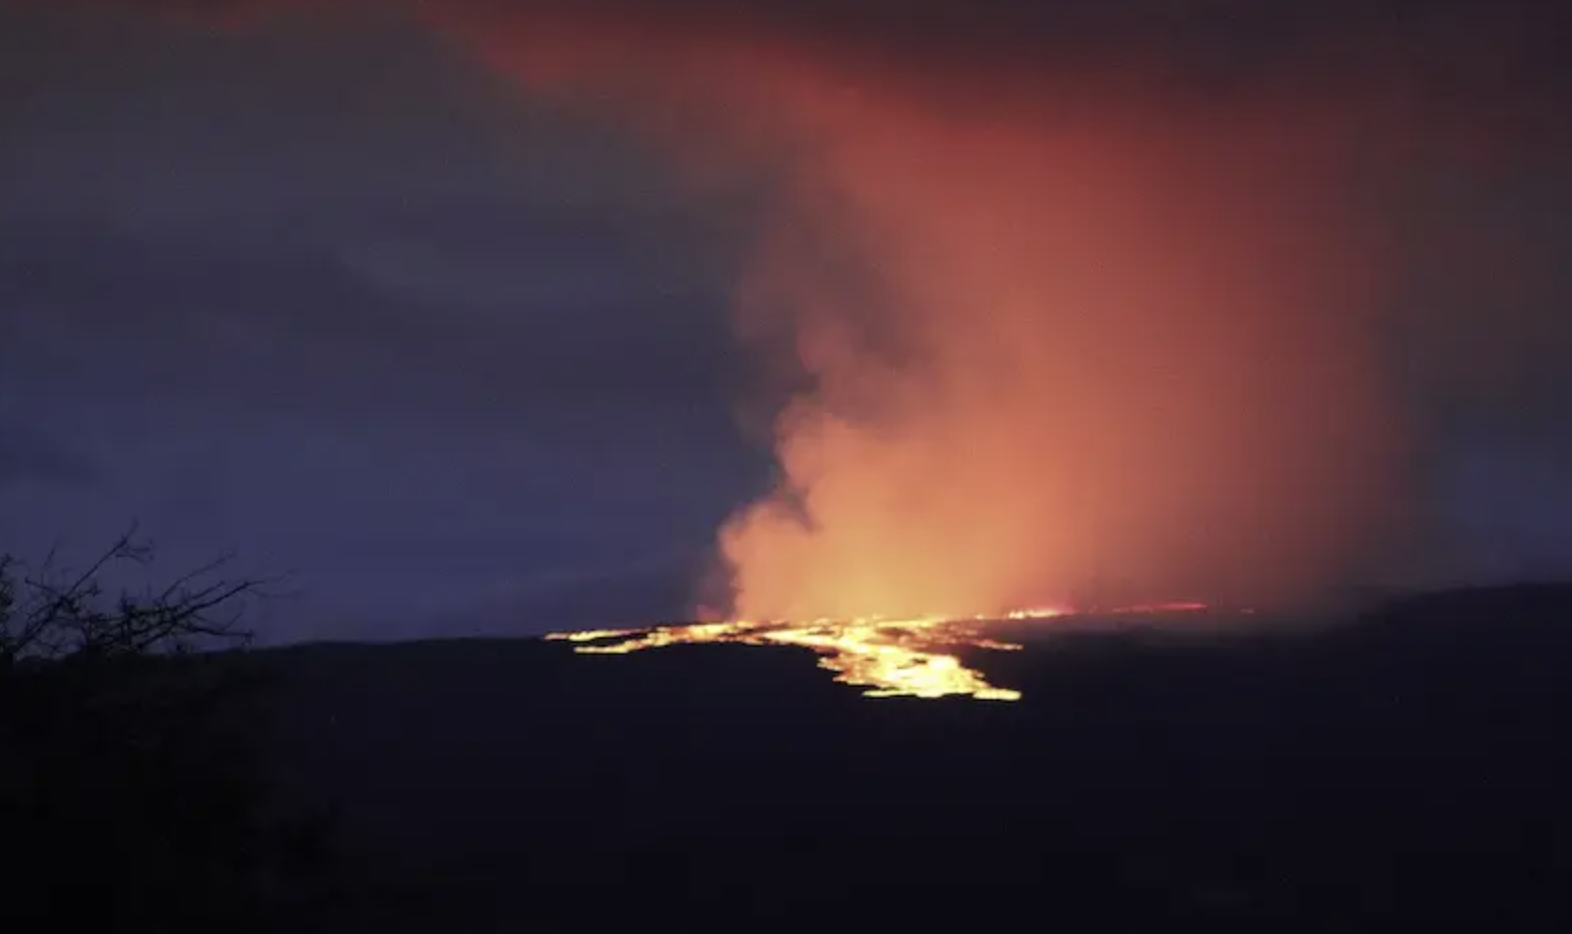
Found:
[255,585,1572,932]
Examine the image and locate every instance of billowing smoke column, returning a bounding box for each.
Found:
[420,1,1569,618]
[65,0,1572,618]
[448,9,1420,619]
[714,103,1400,619]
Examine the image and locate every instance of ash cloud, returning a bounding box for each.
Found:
[29,0,1572,615]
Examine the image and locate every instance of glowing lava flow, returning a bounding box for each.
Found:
[546,608,1069,701]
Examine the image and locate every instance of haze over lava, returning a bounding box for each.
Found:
[443,1,1572,621]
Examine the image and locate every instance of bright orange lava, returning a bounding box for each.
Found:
[548,607,1071,701]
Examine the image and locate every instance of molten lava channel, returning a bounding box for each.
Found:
[546,608,1071,701]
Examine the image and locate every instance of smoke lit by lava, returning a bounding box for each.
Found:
[489,4,1566,696]
[452,8,1420,623]
[72,1,1572,670]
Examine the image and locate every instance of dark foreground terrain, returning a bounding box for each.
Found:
[254,585,1572,931]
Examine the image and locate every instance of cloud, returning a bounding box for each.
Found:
[0,422,96,488]
[31,0,1572,115]
[0,2,747,424]
[0,217,738,428]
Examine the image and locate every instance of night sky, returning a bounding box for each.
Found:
[3,0,1571,641]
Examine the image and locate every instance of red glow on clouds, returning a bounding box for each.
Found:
[451,15,1413,619]
[68,0,1572,617]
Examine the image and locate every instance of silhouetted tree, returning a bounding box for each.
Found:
[1,528,338,932]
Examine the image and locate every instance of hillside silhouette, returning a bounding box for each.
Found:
[245,583,1572,931]
[0,537,338,933]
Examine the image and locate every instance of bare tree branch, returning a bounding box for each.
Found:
[1,526,278,665]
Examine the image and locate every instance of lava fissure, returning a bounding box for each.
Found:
[548,607,1070,700]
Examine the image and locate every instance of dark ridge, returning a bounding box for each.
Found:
[243,584,1572,931]
[1360,580,1572,631]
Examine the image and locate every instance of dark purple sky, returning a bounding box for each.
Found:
[2,0,1570,640]
[0,2,771,638]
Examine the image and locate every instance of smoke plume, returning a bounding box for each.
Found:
[50,0,1572,616]
[437,2,1569,618]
